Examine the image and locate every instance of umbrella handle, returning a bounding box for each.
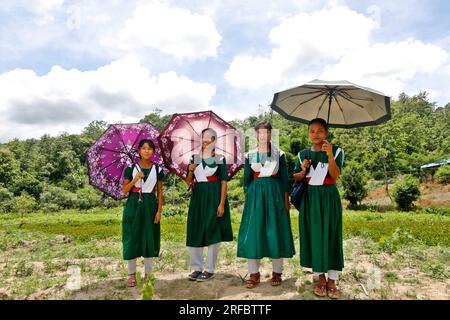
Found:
[139,177,143,201]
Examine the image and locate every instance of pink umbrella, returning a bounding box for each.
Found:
[158,110,244,180]
[86,123,168,200]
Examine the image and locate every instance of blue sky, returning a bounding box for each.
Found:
[0,0,449,142]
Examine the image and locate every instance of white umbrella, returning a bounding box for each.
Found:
[270,79,391,128]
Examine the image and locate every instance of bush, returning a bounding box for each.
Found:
[378,228,417,253]
[100,196,123,209]
[164,204,188,217]
[12,192,37,215]
[0,187,15,213]
[418,207,450,216]
[340,162,369,208]
[435,164,450,184]
[393,175,421,211]
[10,172,43,199]
[75,188,101,210]
[39,185,77,210]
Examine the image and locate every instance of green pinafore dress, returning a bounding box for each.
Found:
[237,145,296,259]
[294,145,345,272]
[186,154,233,247]
[122,163,165,260]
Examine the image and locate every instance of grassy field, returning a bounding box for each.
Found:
[0,207,449,300]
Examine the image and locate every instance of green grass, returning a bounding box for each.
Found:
[1,208,449,247]
[1,207,448,299]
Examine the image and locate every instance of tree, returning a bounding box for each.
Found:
[0,148,20,188]
[340,161,368,208]
[0,187,15,213]
[393,175,421,211]
[82,120,108,142]
[140,108,172,131]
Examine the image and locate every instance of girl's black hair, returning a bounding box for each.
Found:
[138,139,155,151]
[201,128,217,141]
[254,120,272,132]
[308,118,328,133]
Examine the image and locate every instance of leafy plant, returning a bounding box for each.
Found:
[435,165,450,184]
[393,175,421,211]
[142,273,156,300]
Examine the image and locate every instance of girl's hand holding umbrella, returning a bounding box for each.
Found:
[135,171,145,181]
[188,163,197,173]
[321,140,334,158]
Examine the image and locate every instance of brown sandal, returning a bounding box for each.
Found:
[271,272,282,286]
[246,272,260,289]
[126,273,136,287]
[327,281,341,299]
[314,275,327,297]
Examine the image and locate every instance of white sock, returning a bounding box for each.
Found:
[248,259,260,274]
[127,259,137,275]
[205,243,220,274]
[328,270,339,281]
[144,258,153,274]
[272,258,283,274]
[189,247,204,272]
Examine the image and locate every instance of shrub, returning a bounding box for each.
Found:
[340,162,369,208]
[0,187,15,213]
[12,192,37,215]
[39,185,77,210]
[75,188,101,210]
[435,164,450,184]
[392,175,421,211]
[10,172,43,199]
[164,204,188,217]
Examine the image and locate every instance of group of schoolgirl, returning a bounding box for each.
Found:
[121,118,344,299]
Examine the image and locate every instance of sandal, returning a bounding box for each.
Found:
[314,274,327,297]
[126,273,136,287]
[196,272,215,282]
[271,272,282,286]
[246,272,260,289]
[327,281,341,299]
[188,270,202,281]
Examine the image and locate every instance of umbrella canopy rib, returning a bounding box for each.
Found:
[181,115,201,138]
[314,95,330,118]
[278,90,324,103]
[336,93,375,119]
[333,95,348,124]
[111,125,130,154]
[290,92,325,115]
[130,126,145,150]
[98,155,127,174]
[98,147,130,156]
[207,112,212,129]
[215,146,234,158]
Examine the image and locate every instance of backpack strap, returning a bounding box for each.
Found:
[298,148,310,163]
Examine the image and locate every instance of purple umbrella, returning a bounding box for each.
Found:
[86,123,168,200]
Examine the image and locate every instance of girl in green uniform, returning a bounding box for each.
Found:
[122,139,165,287]
[293,118,345,299]
[185,128,233,281]
[237,120,295,289]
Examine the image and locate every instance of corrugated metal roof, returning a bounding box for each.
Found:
[420,158,450,169]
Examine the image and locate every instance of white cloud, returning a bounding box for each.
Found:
[11,0,65,25]
[114,2,221,60]
[224,2,450,107]
[0,57,216,142]
[320,39,449,97]
[225,4,377,89]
